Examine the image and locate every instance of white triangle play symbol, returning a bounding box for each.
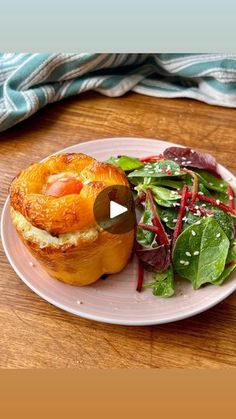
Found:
[109,200,128,219]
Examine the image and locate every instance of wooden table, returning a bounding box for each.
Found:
[0,92,236,368]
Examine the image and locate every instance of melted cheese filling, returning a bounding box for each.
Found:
[11,208,98,249]
[47,171,80,184]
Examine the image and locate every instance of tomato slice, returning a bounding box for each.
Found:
[45,178,83,197]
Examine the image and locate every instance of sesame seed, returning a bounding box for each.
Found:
[198,191,204,195]
[186,161,192,164]
[195,220,201,225]
[170,190,176,195]
[182,157,186,160]
[216,199,220,205]
[191,230,196,236]
[201,204,206,207]
[209,182,213,186]
[191,149,194,153]
[216,233,221,238]
[193,251,199,256]
[220,184,224,188]
[180,260,189,266]
[229,196,234,200]
[29,261,35,267]
[207,214,214,217]
[173,218,178,222]
[196,210,201,216]
[186,252,191,257]
[174,158,178,161]
[163,217,169,222]
[195,205,199,209]
[182,216,188,221]
[77,300,83,305]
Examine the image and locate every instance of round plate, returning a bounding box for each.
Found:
[1,138,236,325]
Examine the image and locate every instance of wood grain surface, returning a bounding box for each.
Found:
[0,92,236,369]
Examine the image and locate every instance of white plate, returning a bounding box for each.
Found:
[1,137,236,325]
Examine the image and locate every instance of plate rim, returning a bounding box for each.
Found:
[1,137,236,326]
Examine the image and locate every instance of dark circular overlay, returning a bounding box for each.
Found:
[93,185,136,234]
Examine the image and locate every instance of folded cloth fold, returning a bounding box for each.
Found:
[1,53,236,132]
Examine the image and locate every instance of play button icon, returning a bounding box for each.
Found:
[93,185,136,234]
[110,201,128,219]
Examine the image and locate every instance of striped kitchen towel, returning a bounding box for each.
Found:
[1,53,236,133]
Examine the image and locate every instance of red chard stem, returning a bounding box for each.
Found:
[172,185,189,248]
[136,260,144,292]
[139,154,164,162]
[138,223,160,234]
[146,189,169,245]
[182,168,198,203]
[178,191,236,216]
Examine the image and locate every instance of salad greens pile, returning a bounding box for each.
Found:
[107,147,236,297]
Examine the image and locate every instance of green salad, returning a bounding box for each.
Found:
[107,146,236,297]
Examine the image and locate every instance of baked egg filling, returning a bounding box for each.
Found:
[10,207,98,249]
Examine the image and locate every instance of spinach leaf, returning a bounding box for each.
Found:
[107,155,143,171]
[213,240,236,285]
[158,203,201,230]
[213,262,236,285]
[151,186,180,201]
[106,156,120,166]
[129,177,184,189]
[187,171,228,203]
[214,210,234,240]
[157,206,178,230]
[198,183,212,195]
[128,176,146,186]
[195,169,228,194]
[183,212,202,229]
[153,178,185,190]
[183,207,234,239]
[226,240,236,263]
[172,218,230,289]
[134,183,181,208]
[185,174,210,195]
[210,190,229,204]
[128,160,183,179]
[151,186,180,207]
[118,156,143,171]
[154,198,178,208]
[144,265,175,297]
[137,201,155,247]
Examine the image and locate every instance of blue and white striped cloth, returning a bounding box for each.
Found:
[1,53,236,132]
